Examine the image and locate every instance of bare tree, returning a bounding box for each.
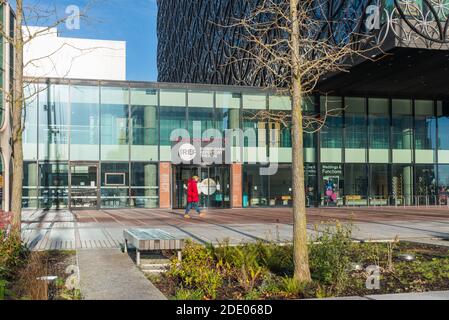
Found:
[0,0,107,236]
[229,0,380,282]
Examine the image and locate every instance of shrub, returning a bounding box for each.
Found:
[173,288,204,300]
[259,244,293,276]
[0,231,26,279]
[280,276,303,295]
[168,240,222,299]
[309,222,353,295]
[212,241,266,291]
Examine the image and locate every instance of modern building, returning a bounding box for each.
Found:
[19,78,449,210]
[155,0,449,208]
[3,0,449,211]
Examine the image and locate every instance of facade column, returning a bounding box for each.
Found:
[159,162,171,209]
[231,163,242,208]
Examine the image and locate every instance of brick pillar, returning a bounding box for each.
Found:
[231,163,243,208]
[159,162,171,209]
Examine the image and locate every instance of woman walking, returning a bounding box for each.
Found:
[184,176,205,219]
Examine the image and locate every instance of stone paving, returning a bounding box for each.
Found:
[77,249,166,300]
[21,207,449,250]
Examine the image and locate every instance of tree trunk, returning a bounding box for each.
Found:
[290,0,311,282]
[10,0,24,236]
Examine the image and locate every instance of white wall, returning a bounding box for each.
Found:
[23,26,126,81]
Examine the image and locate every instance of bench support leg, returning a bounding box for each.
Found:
[177,250,182,261]
[124,239,128,253]
[136,250,141,266]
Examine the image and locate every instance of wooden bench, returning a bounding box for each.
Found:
[123,229,186,266]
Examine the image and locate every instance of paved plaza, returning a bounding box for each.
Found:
[21,207,449,251]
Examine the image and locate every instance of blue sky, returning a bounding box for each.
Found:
[23,0,159,81]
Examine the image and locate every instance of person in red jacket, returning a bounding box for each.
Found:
[184,176,204,219]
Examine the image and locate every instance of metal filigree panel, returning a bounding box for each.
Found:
[157,0,449,85]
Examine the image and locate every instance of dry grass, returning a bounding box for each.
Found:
[16,252,50,300]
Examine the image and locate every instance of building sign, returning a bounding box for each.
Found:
[173,140,225,165]
[199,178,217,195]
[178,143,197,162]
[322,164,343,176]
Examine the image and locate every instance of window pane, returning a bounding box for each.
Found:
[216,92,240,109]
[160,107,186,146]
[188,107,214,139]
[130,163,158,208]
[391,165,413,205]
[415,165,437,205]
[39,163,69,209]
[160,89,185,107]
[242,109,266,147]
[269,166,292,206]
[437,101,449,150]
[23,85,39,160]
[188,91,214,108]
[101,87,129,161]
[243,165,268,207]
[23,162,38,209]
[345,97,367,149]
[70,85,100,160]
[243,94,266,109]
[101,162,129,208]
[438,165,449,205]
[344,164,368,205]
[38,85,70,160]
[392,99,413,149]
[370,164,389,204]
[320,96,343,148]
[415,100,436,150]
[369,98,390,149]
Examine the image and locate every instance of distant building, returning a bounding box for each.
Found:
[23,26,126,81]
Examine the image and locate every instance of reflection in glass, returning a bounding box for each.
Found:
[101,162,129,208]
[344,164,368,205]
[391,165,414,205]
[320,96,343,148]
[39,85,70,160]
[39,163,69,209]
[130,163,158,208]
[415,165,437,204]
[269,166,292,206]
[392,99,413,149]
[243,165,268,207]
[369,164,389,204]
[160,107,186,146]
[369,98,390,149]
[70,86,100,160]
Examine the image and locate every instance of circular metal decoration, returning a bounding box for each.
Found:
[199,178,217,195]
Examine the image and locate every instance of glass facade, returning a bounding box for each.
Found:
[20,80,449,209]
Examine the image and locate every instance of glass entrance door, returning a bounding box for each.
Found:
[70,163,99,209]
[173,165,230,209]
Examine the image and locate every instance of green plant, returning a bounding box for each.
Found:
[212,241,266,291]
[280,276,304,295]
[244,289,261,300]
[309,222,353,295]
[0,279,6,300]
[258,243,293,276]
[0,231,26,279]
[173,288,204,300]
[168,240,222,299]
